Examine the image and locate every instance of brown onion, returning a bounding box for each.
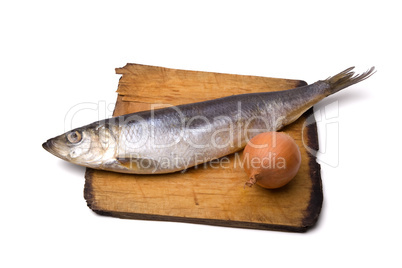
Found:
[242,132,301,189]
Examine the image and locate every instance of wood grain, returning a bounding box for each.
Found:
[84,63,323,232]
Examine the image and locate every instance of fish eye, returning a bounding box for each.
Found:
[67,130,82,144]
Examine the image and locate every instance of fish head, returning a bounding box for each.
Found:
[42,123,118,169]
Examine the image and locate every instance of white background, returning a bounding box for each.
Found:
[1,1,401,267]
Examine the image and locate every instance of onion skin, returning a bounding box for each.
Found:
[242,132,301,189]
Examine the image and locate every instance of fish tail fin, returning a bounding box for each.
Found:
[324,66,376,96]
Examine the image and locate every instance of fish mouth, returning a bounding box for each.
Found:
[42,140,57,155]
[42,139,67,160]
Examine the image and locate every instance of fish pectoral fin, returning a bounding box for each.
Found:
[116,156,160,171]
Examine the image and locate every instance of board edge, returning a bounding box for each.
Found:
[300,107,323,230]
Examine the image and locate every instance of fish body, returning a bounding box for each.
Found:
[43,67,375,174]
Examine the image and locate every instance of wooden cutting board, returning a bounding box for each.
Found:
[84,63,323,232]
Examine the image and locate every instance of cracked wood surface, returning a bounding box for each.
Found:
[84,63,323,232]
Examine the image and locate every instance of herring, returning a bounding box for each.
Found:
[42,67,375,174]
